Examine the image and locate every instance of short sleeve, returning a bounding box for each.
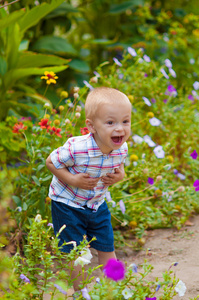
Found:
[50,140,74,169]
[121,142,128,163]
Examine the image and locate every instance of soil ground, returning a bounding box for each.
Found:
[44,214,199,299]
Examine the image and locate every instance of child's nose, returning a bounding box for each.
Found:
[115,123,123,131]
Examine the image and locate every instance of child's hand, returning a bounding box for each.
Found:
[73,173,99,190]
[101,167,125,187]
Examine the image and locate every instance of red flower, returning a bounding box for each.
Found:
[49,126,62,138]
[38,118,51,129]
[80,127,89,135]
[13,122,27,134]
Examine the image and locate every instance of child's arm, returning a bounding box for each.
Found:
[101,163,125,187]
[46,155,99,190]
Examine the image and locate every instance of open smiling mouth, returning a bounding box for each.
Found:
[111,136,123,144]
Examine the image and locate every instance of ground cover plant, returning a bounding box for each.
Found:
[1,45,199,298]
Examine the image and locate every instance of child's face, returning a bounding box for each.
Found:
[88,101,131,154]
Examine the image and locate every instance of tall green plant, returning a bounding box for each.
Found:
[0,0,69,120]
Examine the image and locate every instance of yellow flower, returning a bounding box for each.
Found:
[129,220,137,229]
[147,112,154,118]
[128,95,134,102]
[167,155,174,163]
[130,154,138,161]
[41,71,58,85]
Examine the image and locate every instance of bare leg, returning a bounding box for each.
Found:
[70,262,83,292]
[97,250,116,270]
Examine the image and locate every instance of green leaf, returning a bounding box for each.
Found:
[12,196,21,206]
[26,93,53,108]
[68,59,90,72]
[32,175,41,186]
[4,65,68,90]
[0,9,25,30]
[32,36,77,55]
[0,56,7,76]
[17,51,71,68]
[19,40,29,51]
[40,175,52,182]
[90,39,116,45]
[6,23,21,69]
[18,0,66,34]
[45,2,79,19]
[109,0,144,14]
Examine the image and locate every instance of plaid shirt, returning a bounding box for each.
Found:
[49,133,128,211]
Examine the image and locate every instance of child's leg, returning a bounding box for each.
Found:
[70,261,83,292]
[97,250,116,268]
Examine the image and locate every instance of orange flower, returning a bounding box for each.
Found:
[41,71,58,85]
[13,122,27,134]
[80,127,89,135]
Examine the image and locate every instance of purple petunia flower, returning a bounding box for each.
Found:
[54,284,67,295]
[143,54,151,62]
[188,94,194,101]
[119,200,126,214]
[105,191,112,202]
[47,223,54,228]
[156,284,161,291]
[127,47,137,57]
[145,298,157,300]
[165,84,177,97]
[83,80,93,90]
[163,98,168,103]
[113,57,122,66]
[193,179,199,191]
[148,177,154,185]
[190,150,198,159]
[160,68,169,79]
[103,258,125,281]
[173,169,178,175]
[20,274,30,283]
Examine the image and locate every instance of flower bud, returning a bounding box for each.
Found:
[76,105,82,112]
[176,186,185,192]
[143,168,149,174]
[156,175,163,182]
[75,112,81,118]
[167,155,174,163]
[64,118,71,124]
[44,114,50,119]
[90,76,98,83]
[59,105,64,112]
[60,91,68,99]
[54,119,60,126]
[73,86,80,93]
[147,112,154,118]
[128,95,134,101]
[169,191,175,195]
[44,102,51,108]
[74,92,79,99]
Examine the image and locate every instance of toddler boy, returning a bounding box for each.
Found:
[46,86,131,293]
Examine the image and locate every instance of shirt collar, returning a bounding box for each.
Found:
[87,133,121,158]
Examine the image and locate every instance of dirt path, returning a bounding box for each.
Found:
[45,214,199,299]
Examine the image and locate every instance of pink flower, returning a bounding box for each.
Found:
[193,180,199,191]
[103,258,125,281]
[148,177,154,185]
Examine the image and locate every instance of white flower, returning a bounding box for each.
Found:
[73,86,80,93]
[74,257,91,267]
[153,145,165,158]
[143,135,156,147]
[169,68,177,78]
[189,58,195,64]
[149,117,161,126]
[193,81,199,90]
[75,112,81,118]
[138,58,144,63]
[165,58,172,68]
[142,96,152,106]
[34,214,42,222]
[122,287,133,299]
[80,247,93,262]
[127,47,137,57]
[192,90,199,100]
[160,68,169,79]
[132,134,144,144]
[44,102,51,108]
[143,54,151,62]
[175,280,186,297]
[64,118,71,124]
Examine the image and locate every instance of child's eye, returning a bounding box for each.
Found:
[123,120,130,124]
[107,121,113,125]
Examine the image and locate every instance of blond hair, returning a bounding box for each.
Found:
[85,87,131,119]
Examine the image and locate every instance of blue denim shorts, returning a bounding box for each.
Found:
[51,200,114,253]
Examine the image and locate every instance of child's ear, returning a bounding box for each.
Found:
[86,119,96,133]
